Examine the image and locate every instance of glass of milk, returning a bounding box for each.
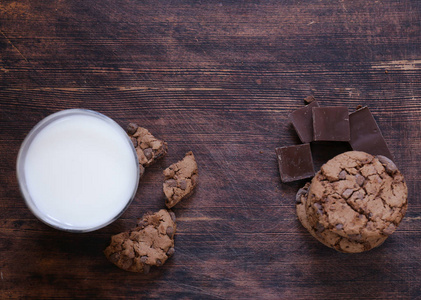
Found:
[16,109,140,232]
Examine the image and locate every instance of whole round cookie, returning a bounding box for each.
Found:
[296,151,408,253]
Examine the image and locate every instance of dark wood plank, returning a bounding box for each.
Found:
[1,0,421,299]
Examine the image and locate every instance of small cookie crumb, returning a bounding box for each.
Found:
[304,95,316,104]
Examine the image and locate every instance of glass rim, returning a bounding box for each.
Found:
[16,109,140,233]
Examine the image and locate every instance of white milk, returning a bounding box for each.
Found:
[17,110,139,231]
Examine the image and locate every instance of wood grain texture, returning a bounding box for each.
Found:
[1,0,420,299]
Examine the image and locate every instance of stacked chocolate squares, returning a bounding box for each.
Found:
[276,97,393,182]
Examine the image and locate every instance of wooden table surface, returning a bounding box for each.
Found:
[1,1,420,299]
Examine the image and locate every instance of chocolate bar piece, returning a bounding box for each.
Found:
[349,106,393,160]
[289,101,320,143]
[312,107,350,142]
[275,144,315,182]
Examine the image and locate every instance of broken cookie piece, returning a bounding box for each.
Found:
[164,151,198,208]
[296,151,408,253]
[127,123,168,177]
[104,209,176,273]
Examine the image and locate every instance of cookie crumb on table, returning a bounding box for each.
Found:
[163,151,198,209]
[127,123,168,177]
[104,209,176,273]
[304,95,316,104]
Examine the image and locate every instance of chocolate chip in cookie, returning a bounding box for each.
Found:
[104,209,176,273]
[163,151,198,209]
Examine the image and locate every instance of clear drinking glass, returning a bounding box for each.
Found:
[16,109,140,232]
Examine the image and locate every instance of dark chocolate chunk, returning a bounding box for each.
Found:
[314,202,323,215]
[295,186,308,204]
[179,179,187,190]
[383,223,396,236]
[166,247,175,256]
[289,101,320,143]
[377,155,397,174]
[166,226,174,238]
[169,211,176,222]
[342,188,354,199]
[312,106,350,142]
[165,179,177,188]
[130,137,138,148]
[355,174,365,186]
[275,144,315,183]
[127,123,139,135]
[143,148,153,160]
[349,106,393,160]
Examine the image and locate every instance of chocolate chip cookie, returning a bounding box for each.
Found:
[104,209,176,273]
[296,151,408,253]
[127,123,168,177]
[163,151,198,208]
